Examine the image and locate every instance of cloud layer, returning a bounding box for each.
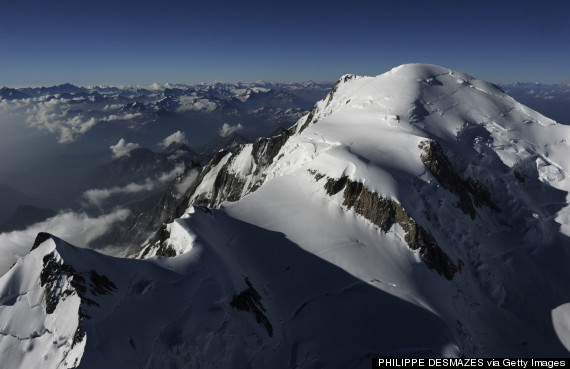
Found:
[219,123,243,137]
[0,97,143,143]
[0,208,130,277]
[83,164,184,207]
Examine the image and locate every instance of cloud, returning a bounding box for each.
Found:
[110,138,140,158]
[83,164,184,207]
[103,104,123,111]
[177,95,218,112]
[159,130,187,148]
[23,97,100,143]
[219,123,243,137]
[0,208,130,277]
[175,168,200,195]
[6,96,140,144]
[101,112,142,121]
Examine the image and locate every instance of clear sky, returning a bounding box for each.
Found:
[1,0,569,86]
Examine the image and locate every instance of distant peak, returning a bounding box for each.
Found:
[162,141,194,154]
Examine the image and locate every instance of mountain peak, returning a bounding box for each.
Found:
[162,141,195,155]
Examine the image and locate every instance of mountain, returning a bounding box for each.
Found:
[0,205,56,233]
[198,131,250,158]
[0,87,30,100]
[138,64,570,356]
[77,145,198,217]
[105,160,202,256]
[2,64,570,366]
[81,146,196,190]
[17,83,88,97]
[0,183,53,224]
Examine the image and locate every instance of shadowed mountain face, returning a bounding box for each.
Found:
[0,183,54,224]
[0,219,457,368]
[81,147,195,190]
[0,205,56,233]
[198,131,251,158]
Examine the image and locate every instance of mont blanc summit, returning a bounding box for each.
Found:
[1,64,570,367]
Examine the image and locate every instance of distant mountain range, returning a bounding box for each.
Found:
[499,82,570,124]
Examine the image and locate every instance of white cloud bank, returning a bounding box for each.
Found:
[110,138,140,158]
[160,131,187,148]
[101,112,142,121]
[219,123,243,137]
[16,97,98,143]
[0,97,143,143]
[83,164,184,207]
[0,208,130,277]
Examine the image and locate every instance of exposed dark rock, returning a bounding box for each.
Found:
[249,180,264,193]
[138,127,296,257]
[156,244,176,257]
[230,278,273,337]
[298,106,317,134]
[209,166,247,208]
[40,251,116,313]
[32,232,54,251]
[39,247,118,348]
[72,311,86,348]
[108,160,201,255]
[325,75,355,107]
[307,169,325,181]
[251,129,292,169]
[177,150,232,211]
[342,180,396,233]
[131,151,232,255]
[322,175,457,280]
[409,100,430,122]
[514,170,526,183]
[324,176,349,196]
[207,128,296,208]
[155,225,177,257]
[89,270,117,296]
[299,76,355,134]
[393,204,457,280]
[419,140,500,219]
[40,253,86,314]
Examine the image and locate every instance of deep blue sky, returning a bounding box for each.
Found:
[1,0,569,86]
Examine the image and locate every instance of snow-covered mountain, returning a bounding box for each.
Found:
[2,64,570,367]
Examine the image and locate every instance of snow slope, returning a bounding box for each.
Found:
[0,224,457,368]
[2,64,570,366]
[143,64,570,356]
